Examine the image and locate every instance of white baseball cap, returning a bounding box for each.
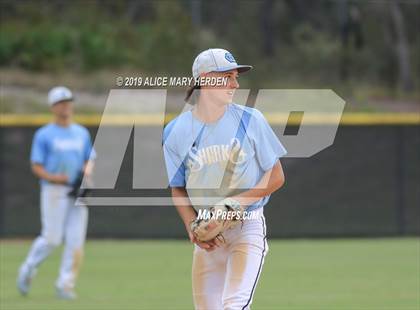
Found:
[47,86,74,106]
[192,48,252,79]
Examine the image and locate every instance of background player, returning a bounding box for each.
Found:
[163,48,286,309]
[17,86,95,300]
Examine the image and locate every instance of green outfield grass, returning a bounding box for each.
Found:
[0,238,419,310]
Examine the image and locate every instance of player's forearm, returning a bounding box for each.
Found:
[171,187,197,229]
[232,160,285,207]
[83,160,94,176]
[31,164,68,184]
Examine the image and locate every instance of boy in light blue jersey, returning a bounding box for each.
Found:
[163,48,286,310]
[31,122,94,185]
[164,102,286,211]
[17,86,95,300]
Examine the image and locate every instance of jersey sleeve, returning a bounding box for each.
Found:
[162,118,186,187]
[30,130,47,165]
[163,142,186,187]
[252,110,287,171]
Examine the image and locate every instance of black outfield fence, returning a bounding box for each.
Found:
[0,122,419,238]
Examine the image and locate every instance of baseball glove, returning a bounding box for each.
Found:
[68,171,91,198]
[190,198,244,242]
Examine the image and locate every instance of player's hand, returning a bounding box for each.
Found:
[188,230,220,252]
[49,174,69,184]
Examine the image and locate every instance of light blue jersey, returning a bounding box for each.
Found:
[163,103,286,211]
[31,123,95,185]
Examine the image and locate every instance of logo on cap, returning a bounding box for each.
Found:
[225,52,236,63]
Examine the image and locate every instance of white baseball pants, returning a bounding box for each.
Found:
[192,209,268,310]
[21,183,88,290]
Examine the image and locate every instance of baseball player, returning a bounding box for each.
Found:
[163,48,286,309]
[17,86,95,300]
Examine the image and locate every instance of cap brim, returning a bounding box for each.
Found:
[214,65,253,74]
[50,97,74,106]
